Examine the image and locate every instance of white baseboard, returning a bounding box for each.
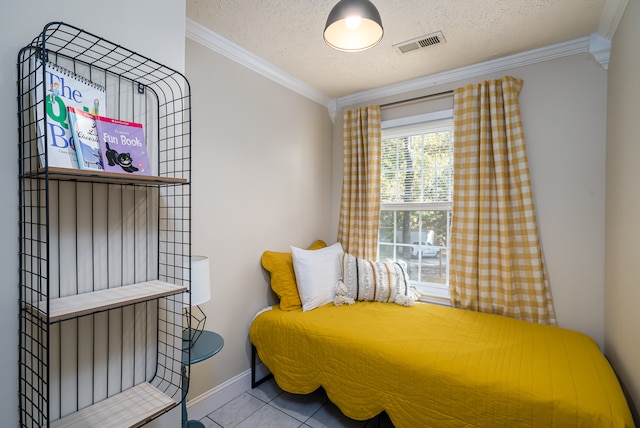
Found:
[185,363,271,420]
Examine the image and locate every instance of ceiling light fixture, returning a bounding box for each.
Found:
[323,0,384,52]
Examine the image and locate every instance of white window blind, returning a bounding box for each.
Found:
[381,118,453,205]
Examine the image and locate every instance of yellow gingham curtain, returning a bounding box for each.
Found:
[337,105,381,259]
[449,76,556,325]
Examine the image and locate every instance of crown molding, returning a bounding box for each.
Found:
[335,37,590,111]
[185,18,332,108]
[589,33,612,70]
[586,0,629,70]
[186,16,614,120]
[597,0,629,40]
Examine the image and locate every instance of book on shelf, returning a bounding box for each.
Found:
[67,107,103,171]
[34,60,105,169]
[94,115,152,175]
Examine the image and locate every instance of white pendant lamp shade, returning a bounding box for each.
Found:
[187,255,211,307]
[324,0,383,52]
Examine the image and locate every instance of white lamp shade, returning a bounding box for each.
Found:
[323,0,383,52]
[186,255,211,307]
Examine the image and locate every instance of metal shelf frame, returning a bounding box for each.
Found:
[17,21,192,427]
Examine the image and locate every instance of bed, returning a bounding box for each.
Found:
[250,301,634,427]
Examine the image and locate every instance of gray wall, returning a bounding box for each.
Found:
[605,0,640,420]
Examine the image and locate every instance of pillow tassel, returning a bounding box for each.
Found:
[334,280,355,306]
[394,293,415,307]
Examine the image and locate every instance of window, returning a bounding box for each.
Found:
[378,110,453,304]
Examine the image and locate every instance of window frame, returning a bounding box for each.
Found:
[380,109,454,306]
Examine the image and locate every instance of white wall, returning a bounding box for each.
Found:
[333,53,608,346]
[185,39,334,399]
[605,0,640,420]
[1,2,185,426]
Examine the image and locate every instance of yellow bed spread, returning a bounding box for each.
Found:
[250,302,634,428]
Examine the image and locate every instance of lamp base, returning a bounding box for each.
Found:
[184,305,207,346]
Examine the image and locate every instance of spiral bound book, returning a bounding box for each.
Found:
[34,60,105,169]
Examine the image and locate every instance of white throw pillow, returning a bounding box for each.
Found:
[291,242,344,311]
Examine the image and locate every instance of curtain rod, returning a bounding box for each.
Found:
[380,89,454,109]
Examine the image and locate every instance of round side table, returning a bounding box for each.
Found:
[182,330,224,428]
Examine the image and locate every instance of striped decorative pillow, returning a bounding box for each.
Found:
[334,253,417,307]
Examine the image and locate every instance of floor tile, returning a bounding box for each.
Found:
[305,400,368,428]
[269,388,328,422]
[233,404,304,428]
[205,392,266,427]
[198,377,395,428]
[199,417,223,428]
[247,377,284,403]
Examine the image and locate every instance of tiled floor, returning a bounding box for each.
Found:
[196,377,395,428]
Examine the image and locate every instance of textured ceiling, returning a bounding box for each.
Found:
[186,0,605,99]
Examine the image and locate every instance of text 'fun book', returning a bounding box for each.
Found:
[94,116,151,175]
[34,60,105,169]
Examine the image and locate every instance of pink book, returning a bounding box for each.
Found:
[94,115,152,175]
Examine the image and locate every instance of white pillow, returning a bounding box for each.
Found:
[291,242,344,311]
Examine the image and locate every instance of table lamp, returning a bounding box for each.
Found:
[184,255,211,346]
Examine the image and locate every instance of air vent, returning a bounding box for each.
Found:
[394,31,446,54]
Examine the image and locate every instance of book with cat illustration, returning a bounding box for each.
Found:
[67,107,103,171]
[34,60,105,169]
[94,115,152,175]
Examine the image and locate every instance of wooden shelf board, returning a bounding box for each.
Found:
[50,382,177,428]
[29,280,187,323]
[23,167,188,186]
